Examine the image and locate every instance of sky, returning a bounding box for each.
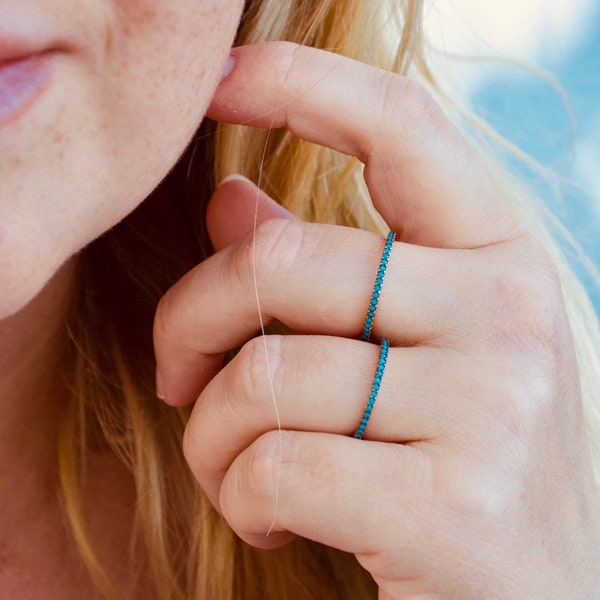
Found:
[423,0,600,309]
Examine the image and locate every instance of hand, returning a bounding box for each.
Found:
[153,42,600,598]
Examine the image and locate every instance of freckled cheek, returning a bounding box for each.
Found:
[109,1,242,78]
[101,2,242,140]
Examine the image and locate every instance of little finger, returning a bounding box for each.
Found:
[217,429,431,569]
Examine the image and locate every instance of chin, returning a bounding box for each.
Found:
[0,252,74,322]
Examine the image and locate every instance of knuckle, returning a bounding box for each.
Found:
[368,74,450,161]
[491,287,564,431]
[182,420,201,477]
[373,71,405,122]
[443,461,518,528]
[479,364,553,443]
[278,41,305,93]
[153,267,202,348]
[233,335,284,413]
[263,42,311,107]
[248,430,284,491]
[396,78,448,139]
[249,219,305,286]
[475,244,569,439]
[230,430,284,510]
[153,285,183,347]
[489,259,565,358]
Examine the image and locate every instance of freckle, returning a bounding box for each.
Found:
[104,28,114,58]
[121,20,133,40]
[0,540,14,573]
[7,155,24,170]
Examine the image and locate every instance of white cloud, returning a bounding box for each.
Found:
[424,0,598,93]
[419,0,600,208]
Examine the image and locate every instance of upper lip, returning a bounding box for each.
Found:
[0,35,49,65]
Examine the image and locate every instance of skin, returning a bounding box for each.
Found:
[1,2,599,598]
[0,0,243,319]
[0,1,243,597]
[156,43,600,598]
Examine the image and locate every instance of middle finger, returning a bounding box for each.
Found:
[154,220,486,406]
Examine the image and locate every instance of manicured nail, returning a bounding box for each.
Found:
[221,55,236,80]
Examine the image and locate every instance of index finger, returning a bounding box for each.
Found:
[208,42,523,249]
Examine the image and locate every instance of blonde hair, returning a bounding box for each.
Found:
[57,0,600,598]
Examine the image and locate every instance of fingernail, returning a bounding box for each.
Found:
[221,55,236,80]
[219,173,253,186]
[156,370,166,400]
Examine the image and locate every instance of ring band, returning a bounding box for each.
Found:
[362,231,396,342]
[354,337,389,439]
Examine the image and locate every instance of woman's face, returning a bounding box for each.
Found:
[0,0,244,319]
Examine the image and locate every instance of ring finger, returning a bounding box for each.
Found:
[183,334,499,511]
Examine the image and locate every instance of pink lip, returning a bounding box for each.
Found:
[0,52,54,127]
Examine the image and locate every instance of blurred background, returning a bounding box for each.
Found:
[424,0,600,311]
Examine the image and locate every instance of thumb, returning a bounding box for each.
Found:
[206,174,297,251]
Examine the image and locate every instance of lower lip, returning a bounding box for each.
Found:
[0,53,53,127]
